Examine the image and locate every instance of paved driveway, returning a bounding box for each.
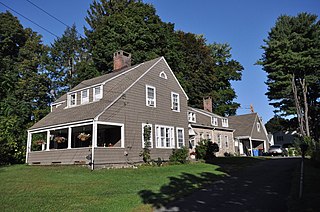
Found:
[155,158,300,212]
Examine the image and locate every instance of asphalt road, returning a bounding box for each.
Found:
[155,158,300,212]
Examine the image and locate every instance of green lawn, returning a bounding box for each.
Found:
[0,162,227,211]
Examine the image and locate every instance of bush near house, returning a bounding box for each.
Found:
[169,146,189,164]
[195,139,219,161]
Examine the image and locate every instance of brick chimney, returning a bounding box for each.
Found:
[113,50,131,71]
[203,97,212,113]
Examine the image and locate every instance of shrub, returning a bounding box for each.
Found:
[195,140,219,161]
[169,146,189,164]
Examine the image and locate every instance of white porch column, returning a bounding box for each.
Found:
[46,130,50,151]
[68,127,72,149]
[249,137,253,156]
[91,120,98,170]
[26,131,32,163]
[263,140,267,152]
[92,121,97,147]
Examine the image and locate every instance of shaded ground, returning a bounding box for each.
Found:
[149,158,300,212]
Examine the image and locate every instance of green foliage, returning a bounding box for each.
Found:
[139,125,151,163]
[48,25,99,97]
[85,0,243,116]
[195,140,219,160]
[265,115,298,133]
[0,12,51,165]
[169,146,189,164]
[259,13,320,140]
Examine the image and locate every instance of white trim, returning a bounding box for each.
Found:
[159,71,167,79]
[190,107,224,119]
[145,85,156,107]
[171,92,180,112]
[188,111,196,123]
[225,135,229,148]
[155,124,175,149]
[26,132,32,163]
[46,130,50,151]
[257,122,261,132]
[67,127,72,149]
[218,134,222,148]
[96,121,125,148]
[29,119,94,133]
[52,100,66,106]
[211,117,218,126]
[68,93,77,107]
[161,57,189,100]
[222,118,229,128]
[93,85,103,101]
[176,127,185,148]
[142,123,153,148]
[81,89,89,104]
[95,58,163,120]
[68,64,143,94]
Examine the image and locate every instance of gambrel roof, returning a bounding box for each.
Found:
[30,57,188,130]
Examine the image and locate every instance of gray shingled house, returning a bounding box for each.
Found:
[26,51,189,168]
[188,98,235,157]
[228,113,269,156]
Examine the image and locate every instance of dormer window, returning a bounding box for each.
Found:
[81,89,89,104]
[159,71,167,79]
[93,85,102,101]
[212,117,218,126]
[188,112,196,123]
[222,118,229,127]
[68,93,76,107]
[146,85,156,107]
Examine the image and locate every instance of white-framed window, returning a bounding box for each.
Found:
[146,85,156,107]
[257,122,261,132]
[211,117,218,126]
[217,134,222,148]
[155,125,174,148]
[159,71,167,79]
[188,112,196,123]
[68,93,77,107]
[176,128,185,148]
[222,118,229,127]
[81,89,89,104]
[225,135,229,148]
[93,85,103,101]
[171,92,180,112]
[142,123,153,148]
[207,133,212,141]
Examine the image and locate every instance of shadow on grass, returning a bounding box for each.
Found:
[138,168,227,209]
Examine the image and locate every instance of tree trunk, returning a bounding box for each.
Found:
[300,78,311,139]
[292,74,306,136]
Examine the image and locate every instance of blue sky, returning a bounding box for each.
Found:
[1,0,319,123]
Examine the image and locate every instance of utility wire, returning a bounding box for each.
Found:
[25,0,85,38]
[0,1,59,38]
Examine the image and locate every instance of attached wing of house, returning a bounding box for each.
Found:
[188,107,235,157]
[228,113,269,156]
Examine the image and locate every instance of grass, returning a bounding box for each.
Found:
[288,159,320,212]
[0,162,228,211]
